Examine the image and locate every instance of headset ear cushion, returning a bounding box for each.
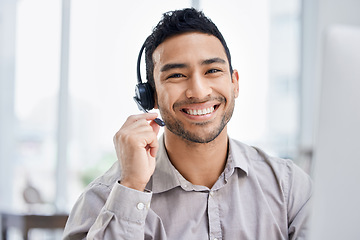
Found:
[135,82,155,110]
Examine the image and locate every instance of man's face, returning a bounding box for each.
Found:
[152,32,239,143]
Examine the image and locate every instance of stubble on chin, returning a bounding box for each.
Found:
[158,95,235,144]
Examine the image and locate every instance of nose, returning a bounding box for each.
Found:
[185,73,212,99]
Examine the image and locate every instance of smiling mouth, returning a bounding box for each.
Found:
[181,105,219,116]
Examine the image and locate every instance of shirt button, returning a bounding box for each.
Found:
[213,238,218,240]
[137,202,145,210]
[210,191,214,197]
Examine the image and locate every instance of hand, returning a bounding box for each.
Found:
[113,113,161,191]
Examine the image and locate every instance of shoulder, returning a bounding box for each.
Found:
[251,144,313,219]
[229,139,313,237]
[251,146,312,193]
[230,138,312,201]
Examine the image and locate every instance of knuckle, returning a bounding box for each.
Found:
[113,131,120,143]
[127,114,139,122]
[113,130,127,144]
[120,132,137,145]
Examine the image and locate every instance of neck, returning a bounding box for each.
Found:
[164,127,229,189]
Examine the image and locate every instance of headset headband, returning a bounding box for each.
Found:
[137,41,146,84]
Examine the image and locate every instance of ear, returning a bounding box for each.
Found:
[231,69,240,98]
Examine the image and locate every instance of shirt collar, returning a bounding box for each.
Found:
[148,135,251,194]
[147,135,181,193]
[227,137,250,176]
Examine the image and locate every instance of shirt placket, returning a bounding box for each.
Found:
[207,190,222,240]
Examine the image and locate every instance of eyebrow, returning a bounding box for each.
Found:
[160,57,227,72]
[160,63,188,72]
[202,57,226,65]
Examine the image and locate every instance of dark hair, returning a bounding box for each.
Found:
[144,8,233,90]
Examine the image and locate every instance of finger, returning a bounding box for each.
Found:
[137,125,159,156]
[150,119,161,135]
[126,112,158,124]
[149,145,158,158]
[117,117,155,137]
[120,113,158,131]
[147,136,159,158]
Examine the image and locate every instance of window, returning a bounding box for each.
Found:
[1,0,301,217]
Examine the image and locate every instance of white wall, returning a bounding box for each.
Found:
[0,0,16,210]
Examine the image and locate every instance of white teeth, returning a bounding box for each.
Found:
[186,106,214,116]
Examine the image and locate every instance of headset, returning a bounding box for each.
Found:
[133,41,165,126]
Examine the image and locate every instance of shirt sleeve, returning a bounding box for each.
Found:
[286,162,313,240]
[63,182,152,240]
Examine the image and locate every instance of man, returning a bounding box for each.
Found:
[63,8,312,240]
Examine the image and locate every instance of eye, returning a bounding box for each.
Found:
[206,69,222,74]
[167,73,186,79]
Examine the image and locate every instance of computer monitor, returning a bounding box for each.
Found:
[309,25,360,239]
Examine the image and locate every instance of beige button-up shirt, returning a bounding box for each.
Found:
[63,135,312,240]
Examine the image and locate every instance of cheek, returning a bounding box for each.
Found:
[157,85,183,108]
[217,83,234,99]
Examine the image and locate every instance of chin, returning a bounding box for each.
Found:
[165,117,227,144]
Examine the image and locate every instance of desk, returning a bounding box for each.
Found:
[1,213,68,240]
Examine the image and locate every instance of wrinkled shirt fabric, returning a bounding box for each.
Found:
[63,135,312,240]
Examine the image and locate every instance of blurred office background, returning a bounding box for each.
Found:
[0,0,359,239]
